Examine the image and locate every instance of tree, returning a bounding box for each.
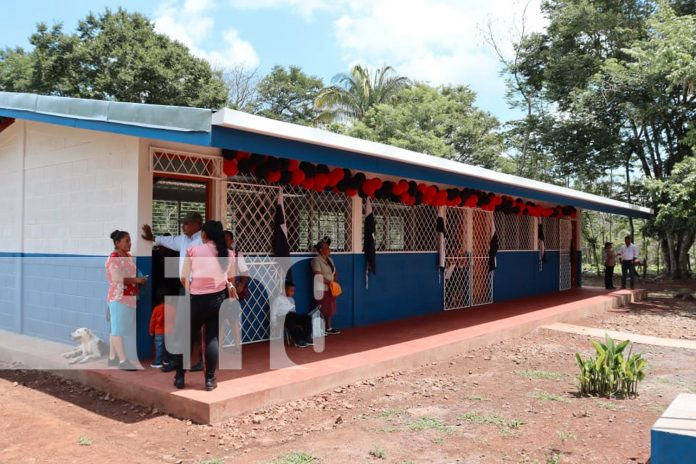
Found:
[253,65,324,125]
[0,8,228,108]
[508,0,696,277]
[315,65,411,122]
[223,64,259,112]
[345,83,505,169]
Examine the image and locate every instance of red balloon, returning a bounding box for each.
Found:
[223,159,238,177]
[465,195,478,208]
[395,180,409,195]
[330,168,344,184]
[314,173,329,191]
[362,182,375,196]
[427,185,437,198]
[346,188,358,197]
[417,183,428,192]
[288,159,300,171]
[290,169,306,185]
[372,178,383,190]
[435,190,448,205]
[236,151,251,160]
[404,196,416,206]
[266,170,281,183]
[400,192,411,203]
[302,178,315,190]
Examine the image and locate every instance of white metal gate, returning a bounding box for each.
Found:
[559,218,572,291]
[444,207,494,310]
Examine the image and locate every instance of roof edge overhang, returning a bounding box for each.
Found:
[212,108,653,218]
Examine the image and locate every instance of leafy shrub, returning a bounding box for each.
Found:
[575,334,647,397]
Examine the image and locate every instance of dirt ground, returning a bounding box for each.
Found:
[1,279,695,464]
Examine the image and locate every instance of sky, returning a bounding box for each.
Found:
[0,0,549,123]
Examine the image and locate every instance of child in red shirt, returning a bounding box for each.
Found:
[149,291,175,368]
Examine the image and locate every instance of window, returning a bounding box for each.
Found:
[494,212,535,251]
[369,201,436,252]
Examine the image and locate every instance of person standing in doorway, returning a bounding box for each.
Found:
[106,230,148,370]
[173,220,236,391]
[311,237,340,335]
[602,242,616,290]
[142,212,205,372]
[618,235,639,289]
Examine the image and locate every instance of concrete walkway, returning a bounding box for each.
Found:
[541,322,696,350]
[0,287,647,424]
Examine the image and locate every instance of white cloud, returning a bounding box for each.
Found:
[154,0,260,69]
[228,0,337,21]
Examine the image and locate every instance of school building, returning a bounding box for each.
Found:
[0,91,652,358]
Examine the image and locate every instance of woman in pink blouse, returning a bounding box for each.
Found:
[106,230,148,370]
[173,221,236,391]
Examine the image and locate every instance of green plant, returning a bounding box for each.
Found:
[369,446,386,459]
[556,428,577,443]
[575,334,647,397]
[546,452,562,464]
[78,436,92,446]
[516,370,565,380]
[532,391,568,402]
[379,408,404,422]
[687,385,696,393]
[459,411,524,433]
[198,459,224,464]
[597,401,618,411]
[408,416,452,432]
[466,394,490,401]
[268,452,317,464]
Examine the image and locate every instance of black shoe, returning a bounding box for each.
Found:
[174,372,185,389]
[295,340,309,348]
[161,363,176,372]
[190,361,203,372]
[326,328,341,335]
[118,360,137,371]
[304,338,314,346]
[205,375,217,391]
[107,357,119,367]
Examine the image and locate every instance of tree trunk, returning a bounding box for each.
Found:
[661,239,671,276]
[677,231,694,278]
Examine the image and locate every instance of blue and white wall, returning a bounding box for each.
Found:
[0,120,151,347]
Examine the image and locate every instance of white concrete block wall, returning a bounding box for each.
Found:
[23,121,142,256]
[0,121,24,252]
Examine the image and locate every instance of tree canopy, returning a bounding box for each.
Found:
[0,8,228,108]
[252,65,324,125]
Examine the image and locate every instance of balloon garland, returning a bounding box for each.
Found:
[222,149,578,218]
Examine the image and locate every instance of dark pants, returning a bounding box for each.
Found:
[173,289,226,377]
[285,312,312,344]
[621,260,636,289]
[604,265,615,289]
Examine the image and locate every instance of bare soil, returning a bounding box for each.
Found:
[1,286,695,464]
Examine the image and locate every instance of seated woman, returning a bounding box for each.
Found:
[270,281,313,348]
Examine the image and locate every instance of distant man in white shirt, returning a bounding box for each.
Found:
[618,235,639,289]
[270,281,313,348]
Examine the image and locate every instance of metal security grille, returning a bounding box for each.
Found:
[559,219,572,291]
[541,217,560,250]
[444,207,494,310]
[224,179,352,344]
[494,212,535,251]
[369,200,437,252]
[151,148,222,179]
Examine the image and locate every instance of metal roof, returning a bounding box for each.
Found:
[0,92,652,217]
[212,108,653,218]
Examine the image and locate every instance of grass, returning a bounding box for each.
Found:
[597,401,618,410]
[379,408,405,422]
[408,416,452,433]
[381,425,398,433]
[197,459,224,464]
[466,394,490,401]
[687,385,696,393]
[516,370,565,380]
[77,436,92,446]
[431,437,444,444]
[546,452,563,464]
[556,428,577,443]
[532,391,568,402]
[459,411,524,434]
[267,452,317,464]
[369,446,386,459]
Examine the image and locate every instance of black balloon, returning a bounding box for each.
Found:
[279,170,292,185]
[317,164,330,175]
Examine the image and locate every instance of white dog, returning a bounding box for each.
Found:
[62,328,106,364]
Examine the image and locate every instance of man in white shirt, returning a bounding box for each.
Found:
[142,212,203,278]
[618,235,639,289]
[270,281,313,348]
[142,212,204,371]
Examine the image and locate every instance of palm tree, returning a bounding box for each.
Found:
[315,65,411,123]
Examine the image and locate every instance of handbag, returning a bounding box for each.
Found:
[329,281,343,297]
[106,304,110,322]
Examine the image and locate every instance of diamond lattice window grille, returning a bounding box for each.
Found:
[368,200,437,252]
[225,179,352,254]
[541,217,560,250]
[559,219,572,291]
[151,148,222,179]
[494,212,535,251]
